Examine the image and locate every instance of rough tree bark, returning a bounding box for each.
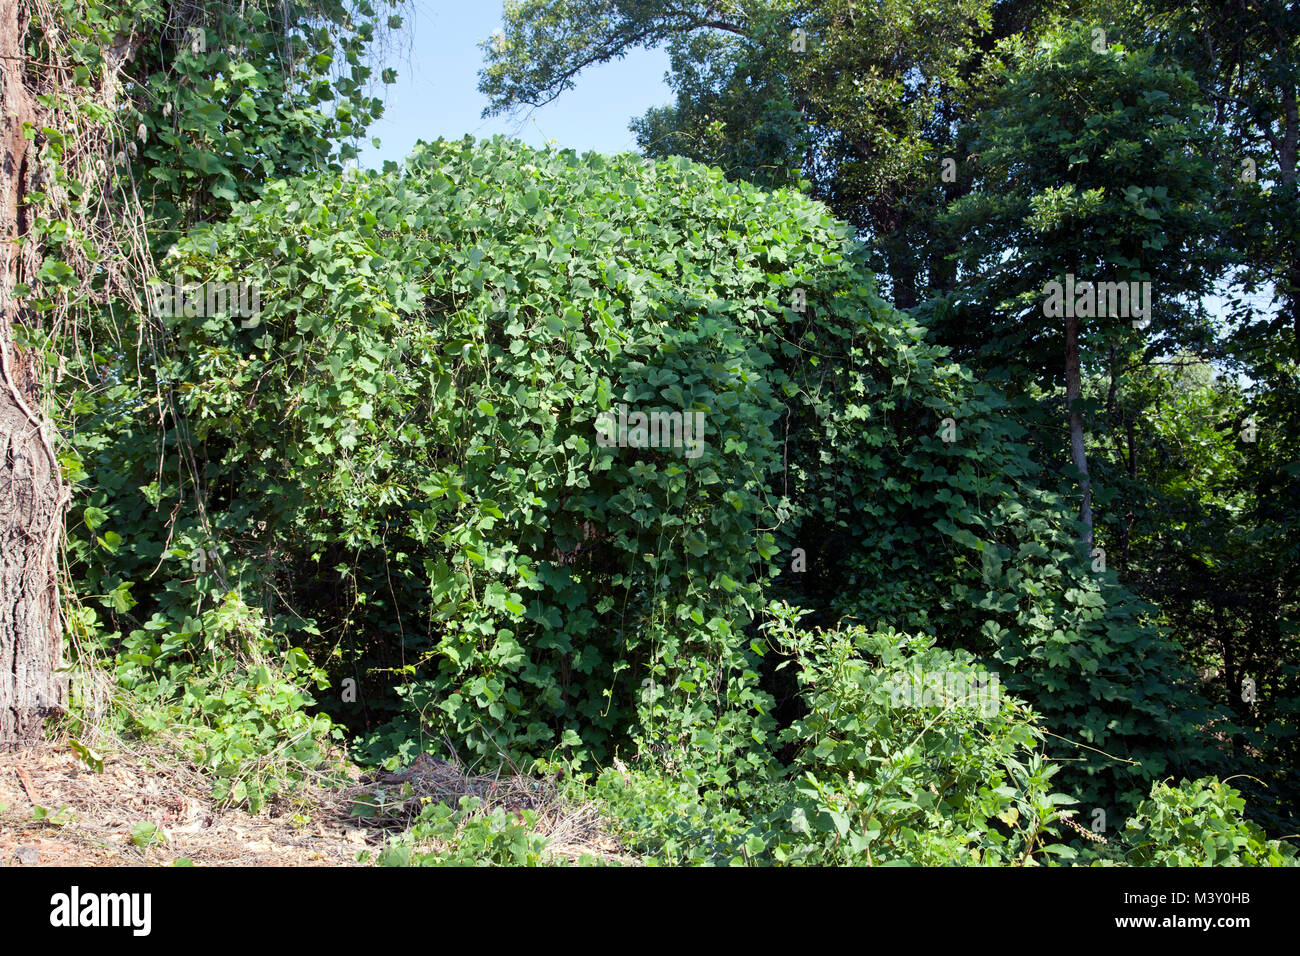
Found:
[1,0,67,749]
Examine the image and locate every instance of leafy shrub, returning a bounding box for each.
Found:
[378,796,557,867]
[584,603,1076,866]
[1114,778,1297,866]
[588,764,760,865]
[585,609,1291,867]
[754,603,1079,865]
[70,591,336,810]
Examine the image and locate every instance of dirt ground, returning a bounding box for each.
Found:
[0,739,628,866]
[0,741,379,866]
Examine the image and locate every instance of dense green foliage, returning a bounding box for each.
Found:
[66,135,1221,824]
[14,0,1295,865]
[582,608,1293,866]
[474,0,1300,849]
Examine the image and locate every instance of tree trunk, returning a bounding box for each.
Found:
[1286,254,1300,363]
[1121,416,1136,573]
[1279,77,1300,361]
[1065,310,1093,549]
[1,0,66,749]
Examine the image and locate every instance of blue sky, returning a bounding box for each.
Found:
[359,1,673,170]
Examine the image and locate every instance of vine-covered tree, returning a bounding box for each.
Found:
[0,0,400,748]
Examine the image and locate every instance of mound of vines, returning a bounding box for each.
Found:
[66,136,1214,814]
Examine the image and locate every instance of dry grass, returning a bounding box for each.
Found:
[0,737,372,866]
[0,735,631,866]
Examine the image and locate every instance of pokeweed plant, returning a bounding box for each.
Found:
[756,601,1079,866]
[1113,778,1298,867]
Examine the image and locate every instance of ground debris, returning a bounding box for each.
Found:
[0,739,630,866]
[345,749,632,864]
[0,742,371,867]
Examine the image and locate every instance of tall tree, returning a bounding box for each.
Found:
[1,0,120,746]
[936,24,1227,544]
[1130,0,1300,362]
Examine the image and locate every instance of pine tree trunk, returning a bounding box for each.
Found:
[1,0,66,750]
